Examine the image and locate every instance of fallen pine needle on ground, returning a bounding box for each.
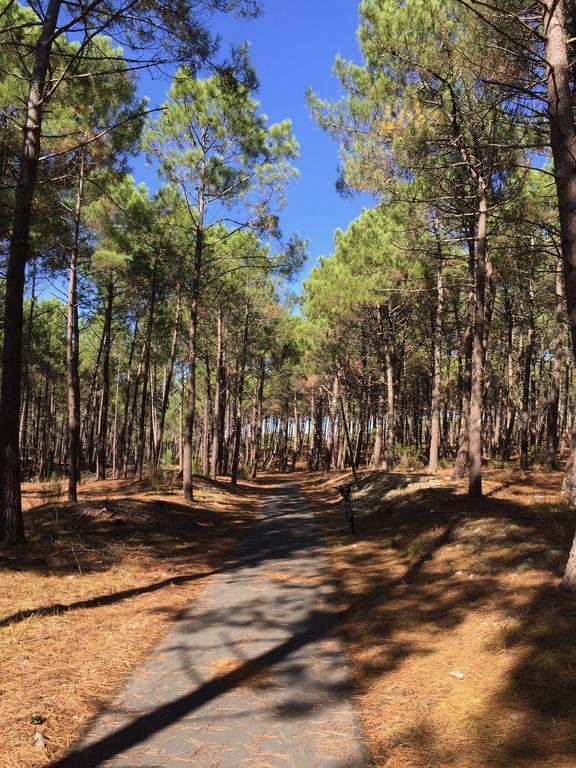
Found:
[0,472,258,768]
[301,466,576,768]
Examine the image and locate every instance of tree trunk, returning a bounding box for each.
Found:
[312,392,324,472]
[520,266,535,471]
[210,307,226,479]
[154,287,181,468]
[468,185,488,498]
[338,381,359,484]
[453,230,475,479]
[202,351,213,476]
[66,153,85,503]
[136,255,159,480]
[123,339,145,477]
[231,304,250,486]
[378,304,396,471]
[429,231,444,473]
[38,361,51,479]
[292,397,302,470]
[327,374,339,470]
[250,356,266,479]
[501,291,515,461]
[19,255,37,474]
[96,272,114,480]
[548,258,564,470]
[80,314,105,469]
[0,0,62,544]
[116,318,139,477]
[354,346,368,469]
[371,386,385,468]
[384,334,395,471]
[112,363,120,478]
[543,0,576,588]
[183,226,202,501]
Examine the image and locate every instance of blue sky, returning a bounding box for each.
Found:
[130,0,374,286]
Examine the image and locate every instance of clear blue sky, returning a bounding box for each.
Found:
[130,0,374,285]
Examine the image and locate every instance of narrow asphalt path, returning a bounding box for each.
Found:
[54,480,369,768]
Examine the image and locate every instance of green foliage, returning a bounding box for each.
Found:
[145,69,298,237]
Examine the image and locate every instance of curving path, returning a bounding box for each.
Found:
[54,480,369,768]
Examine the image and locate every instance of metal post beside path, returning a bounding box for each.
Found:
[337,483,355,534]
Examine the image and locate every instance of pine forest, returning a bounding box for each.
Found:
[2,3,576,767]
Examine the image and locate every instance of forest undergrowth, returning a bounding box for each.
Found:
[0,473,257,768]
[302,467,576,768]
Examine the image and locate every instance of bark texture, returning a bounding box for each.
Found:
[0,0,62,544]
[544,0,576,588]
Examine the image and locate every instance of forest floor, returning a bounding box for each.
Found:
[0,472,258,768]
[301,466,576,768]
[3,466,576,768]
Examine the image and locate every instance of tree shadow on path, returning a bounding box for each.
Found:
[48,479,371,768]
[50,608,348,768]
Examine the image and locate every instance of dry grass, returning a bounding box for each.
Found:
[0,473,258,768]
[301,466,576,768]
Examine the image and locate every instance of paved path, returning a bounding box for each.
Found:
[54,481,369,768]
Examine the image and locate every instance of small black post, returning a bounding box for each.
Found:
[337,483,355,534]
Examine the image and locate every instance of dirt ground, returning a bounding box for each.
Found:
[0,472,258,768]
[301,467,576,768]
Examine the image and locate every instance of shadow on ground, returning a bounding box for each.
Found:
[300,468,576,768]
[44,478,369,767]
[7,468,576,767]
[2,473,268,578]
